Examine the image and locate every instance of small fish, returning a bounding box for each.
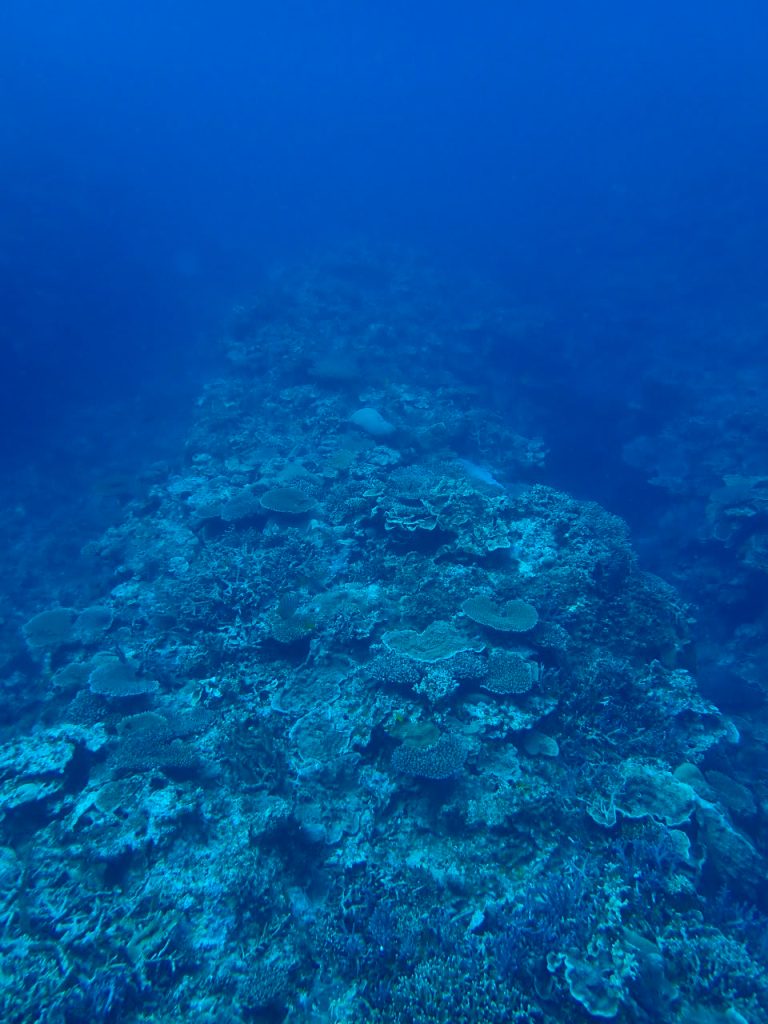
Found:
[457,458,505,490]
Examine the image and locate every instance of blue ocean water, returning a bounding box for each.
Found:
[2,2,768,1020]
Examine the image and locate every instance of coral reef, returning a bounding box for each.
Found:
[1,254,766,1023]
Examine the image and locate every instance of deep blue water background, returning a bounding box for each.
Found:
[2,0,768,629]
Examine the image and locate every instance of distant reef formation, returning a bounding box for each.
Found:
[1,252,766,1023]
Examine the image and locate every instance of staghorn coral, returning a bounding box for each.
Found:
[266,594,316,645]
[368,650,423,689]
[413,664,459,703]
[482,650,538,694]
[392,732,467,779]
